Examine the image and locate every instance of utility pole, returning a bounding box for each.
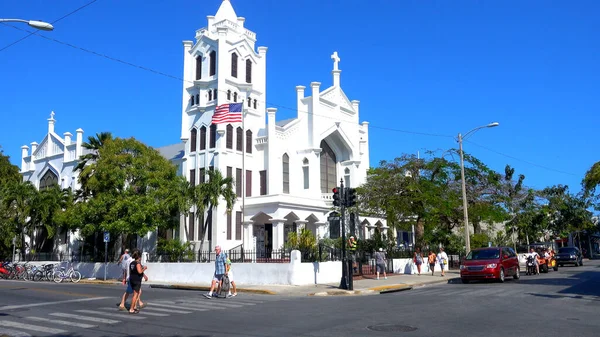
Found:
[338,179,348,290]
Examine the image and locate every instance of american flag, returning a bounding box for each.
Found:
[211,103,243,124]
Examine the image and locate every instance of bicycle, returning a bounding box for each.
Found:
[52,263,82,283]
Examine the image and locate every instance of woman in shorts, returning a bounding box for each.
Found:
[128,250,147,314]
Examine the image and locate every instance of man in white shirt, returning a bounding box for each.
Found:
[527,248,540,274]
[117,249,131,283]
[437,248,448,277]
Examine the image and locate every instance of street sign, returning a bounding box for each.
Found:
[103,232,110,243]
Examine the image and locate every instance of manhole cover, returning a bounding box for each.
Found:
[367,324,418,332]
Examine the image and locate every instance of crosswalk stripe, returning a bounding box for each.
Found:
[25,316,97,329]
[75,309,146,320]
[142,307,193,314]
[49,312,121,324]
[147,303,209,311]
[168,300,244,308]
[97,307,170,317]
[0,320,67,335]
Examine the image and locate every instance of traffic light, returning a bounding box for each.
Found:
[346,188,357,207]
[332,187,341,207]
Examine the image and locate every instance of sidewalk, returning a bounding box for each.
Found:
[139,270,461,297]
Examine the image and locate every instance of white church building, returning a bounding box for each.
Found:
[18,0,393,258]
[169,0,388,254]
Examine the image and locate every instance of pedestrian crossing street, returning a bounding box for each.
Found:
[0,295,280,337]
[406,285,600,303]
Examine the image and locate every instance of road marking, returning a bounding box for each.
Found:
[75,309,146,320]
[0,297,111,311]
[25,316,97,329]
[0,320,67,335]
[176,299,245,308]
[97,307,170,317]
[142,307,193,314]
[148,303,209,311]
[0,327,32,337]
[49,312,121,324]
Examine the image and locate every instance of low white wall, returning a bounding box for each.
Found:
[32,251,342,286]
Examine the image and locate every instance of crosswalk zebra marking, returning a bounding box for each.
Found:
[49,312,121,324]
[75,309,146,320]
[0,320,67,335]
[97,307,171,317]
[142,307,193,314]
[147,302,209,311]
[25,316,98,329]
[167,300,244,309]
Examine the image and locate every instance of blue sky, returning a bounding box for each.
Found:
[1,0,598,193]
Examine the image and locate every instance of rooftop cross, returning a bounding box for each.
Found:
[49,111,55,120]
[331,51,340,71]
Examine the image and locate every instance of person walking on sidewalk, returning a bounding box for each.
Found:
[375,248,387,280]
[204,245,228,299]
[428,250,437,276]
[225,257,237,298]
[437,248,448,277]
[413,247,423,275]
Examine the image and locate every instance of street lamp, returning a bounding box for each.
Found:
[0,19,54,31]
[458,122,499,255]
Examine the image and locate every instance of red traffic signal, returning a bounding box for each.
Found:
[332,187,339,193]
[332,187,341,206]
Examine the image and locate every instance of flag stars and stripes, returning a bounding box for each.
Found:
[212,103,243,124]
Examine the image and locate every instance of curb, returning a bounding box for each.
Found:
[78,280,121,285]
[149,284,277,295]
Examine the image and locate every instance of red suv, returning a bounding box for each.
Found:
[460,247,520,283]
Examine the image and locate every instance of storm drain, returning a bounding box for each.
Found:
[367,324,418,332]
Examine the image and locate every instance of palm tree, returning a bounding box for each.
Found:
[73,132,113,198]
[167,176,194,242]
[1,181,37,259]
[197,169,236,253]
[30,185,72,253]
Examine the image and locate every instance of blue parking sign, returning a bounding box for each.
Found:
[103,232,110,243]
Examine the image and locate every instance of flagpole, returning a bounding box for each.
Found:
[242,99,246,249]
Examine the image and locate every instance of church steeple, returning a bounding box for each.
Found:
[214,0,238,22]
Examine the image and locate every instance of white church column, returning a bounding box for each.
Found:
[63,132,72,162]
[21,145,29,172]
[315,221,327,240]
[243,221,254,250]
[295,220,307,233]
[75,128,84,158]
[309,82,320,148]
[180,40,193,141]
[271,219,286,251]
[266,108,279,195]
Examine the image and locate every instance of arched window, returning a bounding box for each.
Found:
[227,90,231,100]
[320,140,337,193]
[190,95,195,106]
[344,167,351,188]
[282,153,290,194]
[226,124,233,149]
[302,158,309,190]
[213,89,218,100]
[209,124,217,148]
[236,127,243,151]
[245,130,252,153]
[195,55,202,80]
[39,170,58,191]
[247,96,252,107]
[231,53,238,78]
[190,128,197,152]
[233,92,238,102]
[253,99,257,109]
[208,90,213,101]
[195,94,200,105]
[246,59,252,83]
[199,126,207,150]
[209,50,216,76]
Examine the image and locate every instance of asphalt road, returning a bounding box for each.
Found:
[1,260,599,337]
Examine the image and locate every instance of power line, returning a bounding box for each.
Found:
[1,23,455,139]
[3,21,575,176]
[0,0,100,53]
[464,139,579,176]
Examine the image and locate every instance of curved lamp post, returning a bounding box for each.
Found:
[0,19,54,31]
[458,122,499,254]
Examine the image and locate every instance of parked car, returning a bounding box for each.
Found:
[554,247,583,267]
[460,247,520,283]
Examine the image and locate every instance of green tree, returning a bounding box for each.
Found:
[197,169,236,253]
[71,137,182,238]
[1,181,38,259]
[0,150,22,257]
[74,132,113,198]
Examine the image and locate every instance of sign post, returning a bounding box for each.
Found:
[103,232,110,281]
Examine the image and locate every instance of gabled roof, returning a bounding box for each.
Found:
[156,143,185,162]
